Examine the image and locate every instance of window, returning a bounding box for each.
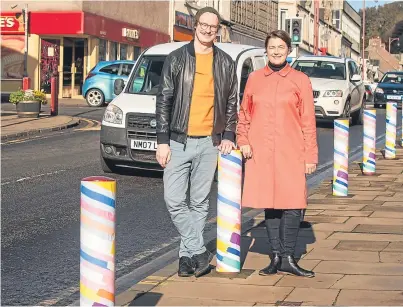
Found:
[110,42,118,61]
[99,64,120,75]
[254,56,266,69]
[279,9,288,31]
[120,44,128,60]
[292,60,346,80]
[240,58,253,99]
[332,10,341,30]
[98,39,107,62]
[134,47,142,60]
[380,73,403,84]
[348,61,358,78]
[128,56,166,95]
[121,63,134,76]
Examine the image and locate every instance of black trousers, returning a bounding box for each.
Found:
[264,209,301,257]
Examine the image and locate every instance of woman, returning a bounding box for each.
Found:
[237,30,318,278]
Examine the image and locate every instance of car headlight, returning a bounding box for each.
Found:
[375,88,384,94]
[323,90,343,97]
[103,104,123,124]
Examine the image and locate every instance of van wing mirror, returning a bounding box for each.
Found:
[114,78,125,95]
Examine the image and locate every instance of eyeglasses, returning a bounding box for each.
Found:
[197,22,220,33]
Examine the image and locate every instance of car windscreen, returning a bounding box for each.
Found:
[292,60,346,80]
[127,55,166,95]
[379,73,403,84]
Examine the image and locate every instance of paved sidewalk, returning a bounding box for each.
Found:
[116,147,403,306]
[1,111,80,141]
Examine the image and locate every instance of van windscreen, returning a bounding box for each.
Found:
[127,56,166,95]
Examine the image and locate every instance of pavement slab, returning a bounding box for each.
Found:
[335,240,389,251]
[331,275,403,291]
[335,289,403,306]
[285,288,340,306]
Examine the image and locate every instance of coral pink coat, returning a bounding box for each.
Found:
[237,64,318,209]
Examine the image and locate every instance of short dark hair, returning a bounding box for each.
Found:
[265,30,292,49]
[194,6,222,25]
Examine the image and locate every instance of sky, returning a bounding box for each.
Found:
[348,0,399,11]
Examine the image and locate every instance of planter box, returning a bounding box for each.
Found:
[16,101,41,118]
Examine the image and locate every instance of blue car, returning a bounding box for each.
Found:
[82,60,135,107]
[374,71,403,108]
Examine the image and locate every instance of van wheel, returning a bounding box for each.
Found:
[86,89,105,107]
[101,155,117,173]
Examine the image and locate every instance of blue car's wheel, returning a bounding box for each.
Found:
[86,89,105,107]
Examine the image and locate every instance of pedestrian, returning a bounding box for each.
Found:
[155,7,238,278]
[237,30,318,278]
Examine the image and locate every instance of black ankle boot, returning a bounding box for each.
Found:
[278,255,315,278]
[259,252,281,276]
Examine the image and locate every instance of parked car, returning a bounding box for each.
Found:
[82,60,135,107]
[374,71,403,109]
[292,56,365,125]
[364,84,374,103]
[99,42,267,172]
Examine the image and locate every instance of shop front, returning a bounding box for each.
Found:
[28,11,170,98]
[173,11,194,42]
[1,12,26,98]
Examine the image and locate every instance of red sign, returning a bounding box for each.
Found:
[29,11,169,48]
[1,12,25,35]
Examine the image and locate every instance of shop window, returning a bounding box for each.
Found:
[110,42,118,61]
[120,44,128,60]
[99,39,107,62]
[134,46,141,60]
[99,64,120,75]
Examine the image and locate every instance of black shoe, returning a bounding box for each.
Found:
[278,255,315,278]
[259,252,281,276]
[192,250,213,277]
[178,256,195,277]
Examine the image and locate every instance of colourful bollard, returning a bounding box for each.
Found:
[333,119,349,196]
[363,109,377,175]
[216,150,242,273]
[385,102,397,159]
[80,176,116,306]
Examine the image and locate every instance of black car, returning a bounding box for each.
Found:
[374,71,403,108]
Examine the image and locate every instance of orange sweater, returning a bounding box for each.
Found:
[188,52,214,136]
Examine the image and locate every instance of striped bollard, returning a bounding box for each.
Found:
[216,150,242,273]
[385,102,397,159]
[333,119,349,196]
[80,176,116,306]
[362,109,377,175]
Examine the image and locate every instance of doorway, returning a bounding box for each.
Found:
[40,38,60,94]
[62,38,86,98]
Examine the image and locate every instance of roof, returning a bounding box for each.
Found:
[295,55,352,63]
[97,60,136,66]
[144,42,264,60]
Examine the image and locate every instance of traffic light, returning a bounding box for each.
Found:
[285,18,291,36]
[291,17,302,45]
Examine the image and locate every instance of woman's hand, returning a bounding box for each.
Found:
[240,145,253,159]
[305,163,317,174]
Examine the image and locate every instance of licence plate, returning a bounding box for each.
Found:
[386,95,402,100]
[131,139,157,151]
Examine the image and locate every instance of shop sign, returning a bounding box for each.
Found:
[1,13,25,35]
[175,11,194,30]
[122,28,139,40]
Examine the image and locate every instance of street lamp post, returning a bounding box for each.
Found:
[388,37,400,53]
[22,3,28,77]
[362,0,366,80]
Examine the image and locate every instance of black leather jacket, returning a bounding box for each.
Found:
[156,41,238,146]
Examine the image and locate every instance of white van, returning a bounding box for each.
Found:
[100,42,266,172]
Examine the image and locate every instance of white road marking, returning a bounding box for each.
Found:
[1,170,66,186]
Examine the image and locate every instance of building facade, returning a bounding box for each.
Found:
[230,1,278,47]
[277,0,344,61]
[1,1,170,98]
[341,1,361,61]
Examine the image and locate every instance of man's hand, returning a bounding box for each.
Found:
[218,139,236,155]
[156,144,171,168]
[305,163,317,175]
[240,145,253,159]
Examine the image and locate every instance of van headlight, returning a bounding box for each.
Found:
[323,90,343,97]
[103,104,123,124]
[375,88,384,94]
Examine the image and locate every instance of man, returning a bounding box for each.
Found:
[156,7,238,278]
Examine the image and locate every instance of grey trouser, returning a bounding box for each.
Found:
[164,137,218,258]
